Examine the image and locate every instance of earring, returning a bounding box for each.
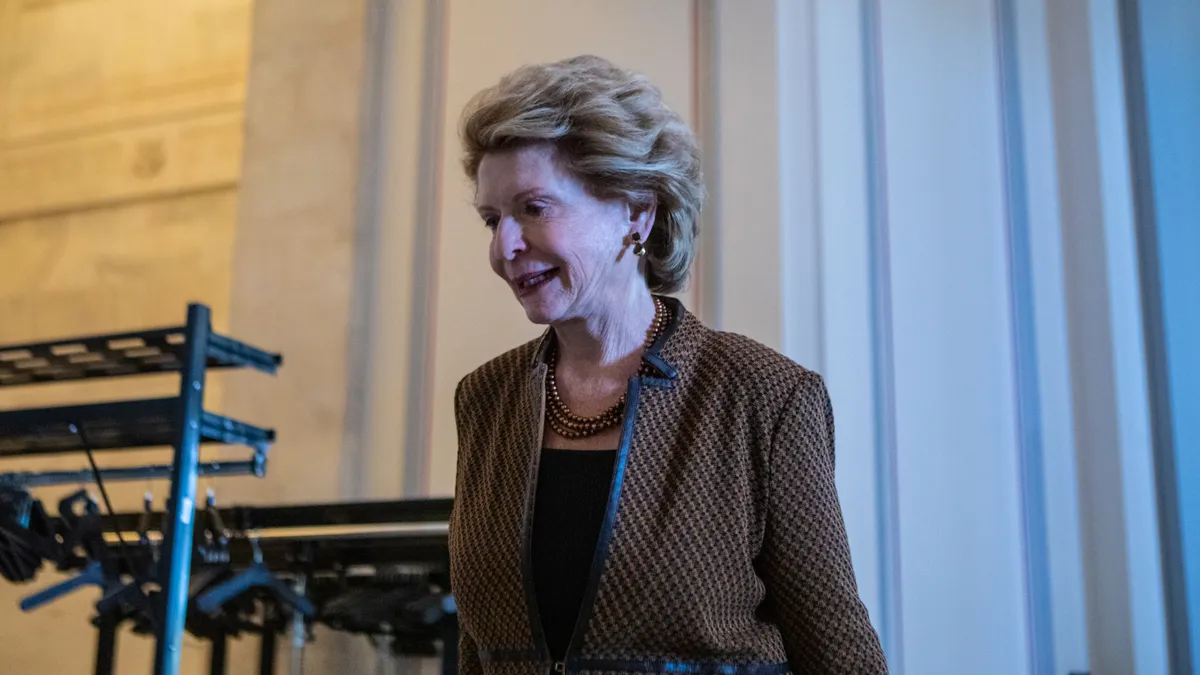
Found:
[631,232,646,257]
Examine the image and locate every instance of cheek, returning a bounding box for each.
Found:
[487,235,504,275]
[575,227,621,268]
[551,222,610,268]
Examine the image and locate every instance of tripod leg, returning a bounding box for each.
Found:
[94,616,118,675]
[440,616,459,675]
[375,631,395,675]
[289,575,307,675]
[209,634,228,675]
[259,629,277,675]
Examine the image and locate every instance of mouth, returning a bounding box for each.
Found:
[512,268,560,296]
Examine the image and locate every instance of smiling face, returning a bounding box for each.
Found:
[475,143,650,326]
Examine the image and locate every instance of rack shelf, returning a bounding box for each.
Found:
[91,498,456,571]
[0,398,273,457]
[99,497,454,535]
[0,327,280,387]
[0,303,281,675]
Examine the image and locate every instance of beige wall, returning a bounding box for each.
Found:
[0,0,252,487]
[0,0,253,671]
[0,0,808,671]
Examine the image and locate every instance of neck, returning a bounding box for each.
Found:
[554,285,657,367]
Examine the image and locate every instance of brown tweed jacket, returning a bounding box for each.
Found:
[450,296,888,675]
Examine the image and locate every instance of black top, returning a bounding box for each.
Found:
[531,448,617,662]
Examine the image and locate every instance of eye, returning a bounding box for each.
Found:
[483,215,499,230]
[524,201,546,218]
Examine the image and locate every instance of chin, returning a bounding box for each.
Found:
[516,294,566,326]
[520,303,556,326]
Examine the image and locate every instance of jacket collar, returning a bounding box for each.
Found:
[529,294,683,380]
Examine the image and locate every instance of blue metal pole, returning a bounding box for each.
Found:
[154,303,211,675]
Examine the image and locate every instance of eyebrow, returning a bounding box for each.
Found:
[475,187,549,212]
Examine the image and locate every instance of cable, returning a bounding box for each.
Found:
[72,423,160,629]
[75,426,134,562]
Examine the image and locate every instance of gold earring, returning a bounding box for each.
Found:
[631,232,646,257]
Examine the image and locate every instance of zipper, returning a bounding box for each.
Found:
[553,661,566,675]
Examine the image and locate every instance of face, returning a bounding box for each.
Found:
[475,144,652,325]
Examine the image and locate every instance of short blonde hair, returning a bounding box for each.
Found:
[460,55,703,294]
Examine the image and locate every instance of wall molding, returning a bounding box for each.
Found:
[1117,0,1191,671]
[348,0,448,500]
[1005,0,1091,671]
[341,0,390,502]
[993,0,1055,672]
[777,0,824,372]
[859,0,903,669]
[404,0,448,498]
[705,0,783,348]
[1045,0,1157,671]
[692,0,722,327]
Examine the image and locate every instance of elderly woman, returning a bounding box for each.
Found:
[448,55,888,675]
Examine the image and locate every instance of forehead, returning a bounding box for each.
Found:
[474,144,577,204]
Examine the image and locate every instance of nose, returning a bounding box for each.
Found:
[494,215,525,261]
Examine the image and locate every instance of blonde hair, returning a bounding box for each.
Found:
[459,55,703,294]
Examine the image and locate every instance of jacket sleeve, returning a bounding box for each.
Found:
[458,625,484,675]
[452,378,485,675]
[758,371,889,674]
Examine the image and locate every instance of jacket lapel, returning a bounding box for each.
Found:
[510,299,686,667]
[518,359,551,661]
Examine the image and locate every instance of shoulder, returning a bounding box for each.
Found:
[668,313,835,467]
[682,316,822,399]
[686,326,835,465]
[454,332,545,409]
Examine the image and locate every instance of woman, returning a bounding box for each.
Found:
[449,55,888,675]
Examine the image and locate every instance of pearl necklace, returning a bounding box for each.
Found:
[545,297,667,439]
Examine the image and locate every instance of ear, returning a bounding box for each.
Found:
[626,197,657,242]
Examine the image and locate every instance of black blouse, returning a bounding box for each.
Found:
[530,448,617,662]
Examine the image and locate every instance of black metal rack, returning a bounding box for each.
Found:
[77,497,456,675]
[0,303,280,675]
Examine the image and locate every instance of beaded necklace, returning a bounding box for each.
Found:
[545,297,667,439]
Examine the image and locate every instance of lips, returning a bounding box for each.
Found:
[512,268,559,296]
